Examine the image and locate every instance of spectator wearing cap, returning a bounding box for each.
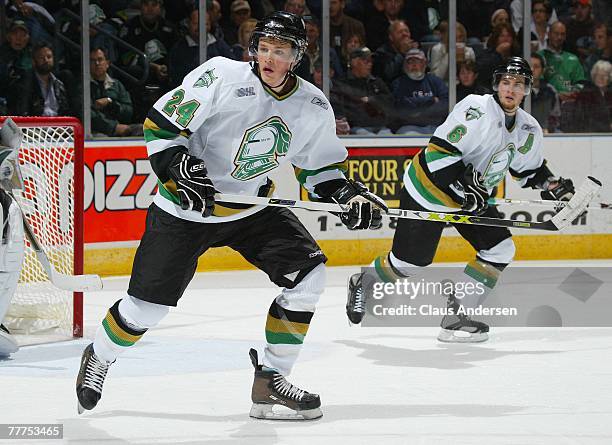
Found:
[0,19,32,106]
[372,19,419,87]
[529,53,561,133]
[390,48,448,134]
[169,8,234,88]
[222,0,252,47]
[563,0,595,57]
[329,0,366,66]
[89,47,140,137]
[9,42,72,117]
[335,47,393,135]
[6,0,55,45]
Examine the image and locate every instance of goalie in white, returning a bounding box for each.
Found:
[0,119,26,357]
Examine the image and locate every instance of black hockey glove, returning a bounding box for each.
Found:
[540,177,575,211]
[331,180,388,230]
[168,152,216,217]
[460,164,489,215]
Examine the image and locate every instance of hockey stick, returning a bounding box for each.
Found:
[488,197,612,210]
[216,177,601,232]
[8,192,103,292]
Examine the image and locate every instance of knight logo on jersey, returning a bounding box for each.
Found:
[231,116,292,180]
[193,69,218,88]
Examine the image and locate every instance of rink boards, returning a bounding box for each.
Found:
[81,135,612,276]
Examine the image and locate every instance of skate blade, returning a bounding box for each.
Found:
[249,403,322,421]
[77,401,86,415]
[437,328,488,343]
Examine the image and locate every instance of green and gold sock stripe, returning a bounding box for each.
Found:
[265,301,313,345]
[102,300,147,347]
[374,254,403,283]
[464,259,501,289]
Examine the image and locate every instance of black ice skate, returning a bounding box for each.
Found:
[249,348,322,420]
[76,343,112,414]
[0,324,18,356]
[346,272,367,324]
[437,296,489,343]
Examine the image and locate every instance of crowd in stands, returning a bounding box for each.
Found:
[0,0,611,136]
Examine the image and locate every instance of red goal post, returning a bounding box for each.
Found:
[0,116,84,340]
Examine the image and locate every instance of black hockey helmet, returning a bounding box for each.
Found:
[492,56,534,94]
[248,11,307,66]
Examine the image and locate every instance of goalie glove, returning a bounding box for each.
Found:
[331,180,388,230]
[460,164,489,215]
[540,177,575,211]
[168,152,215,217]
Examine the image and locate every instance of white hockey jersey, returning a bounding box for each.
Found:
[144,57,348,223]
[403,94,544,212]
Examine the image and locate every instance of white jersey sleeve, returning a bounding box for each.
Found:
[431,95,491,159]
[144,57,227,157]
[289,91,348,196]
[508,112,545,188]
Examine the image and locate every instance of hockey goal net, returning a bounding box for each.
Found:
[1,116,84,342]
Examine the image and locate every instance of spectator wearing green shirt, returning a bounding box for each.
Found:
[538,21,586,100]
[90,48,140,137]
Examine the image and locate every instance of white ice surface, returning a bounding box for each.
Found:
[1,261,612,445]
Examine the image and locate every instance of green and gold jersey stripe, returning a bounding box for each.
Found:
[144,118,190,143]
[294,160,348,185]
[407,154,461,208]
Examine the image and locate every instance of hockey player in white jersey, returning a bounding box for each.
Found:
[346,57,576,342]
[76,11,387,420]
[0,119,26,357]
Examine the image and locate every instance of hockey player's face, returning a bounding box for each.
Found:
[257,39,295,86]
[497,75,526,110]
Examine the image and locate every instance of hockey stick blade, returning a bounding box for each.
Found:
[216,193,576,231]
[549,176,602,230]
[488,197,612,210]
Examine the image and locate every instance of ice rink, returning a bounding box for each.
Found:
[1,261,612,445]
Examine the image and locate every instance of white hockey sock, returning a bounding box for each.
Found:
[93,295,169,363]
[263,263,325,375]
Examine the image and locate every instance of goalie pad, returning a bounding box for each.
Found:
[0,191,25,324]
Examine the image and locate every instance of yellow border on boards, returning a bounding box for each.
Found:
[85,234,612,277]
